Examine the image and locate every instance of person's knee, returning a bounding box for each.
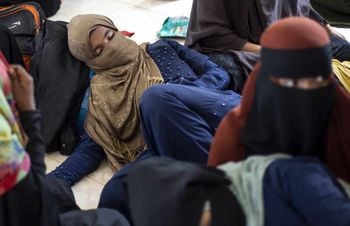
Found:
[140,84,178,113]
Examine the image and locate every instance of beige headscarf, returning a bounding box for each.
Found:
[68,14,163,170]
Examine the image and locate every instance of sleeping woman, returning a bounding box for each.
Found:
[49,14,241,185]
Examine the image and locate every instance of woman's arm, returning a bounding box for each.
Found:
[9,65,46,175]
[165,40,230,89]
[241,42,261,53]
[165,40,217,75]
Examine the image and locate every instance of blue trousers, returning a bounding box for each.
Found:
[99,84,241,223]
[98,150,151,222]
[140,84,241,163]
[264,158,350,226]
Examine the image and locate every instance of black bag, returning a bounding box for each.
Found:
[311,0,350,27]
[0,2,45,69]
[30,20,90,155]
[0,0,60,17]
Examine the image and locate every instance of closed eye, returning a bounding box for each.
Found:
[94,47,103,56]
[93,30,115,56]
[107,30,115,41]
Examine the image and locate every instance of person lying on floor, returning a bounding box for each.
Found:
[49,14,241,185]
[185,0,350,93]
[0,62,130,226]
[125,156,350,226]
[209,17,350,183]
[96,17,350,222]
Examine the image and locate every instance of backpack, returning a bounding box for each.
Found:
[30,20,90,155]
[0,0,61,17]
[0,2,45,70]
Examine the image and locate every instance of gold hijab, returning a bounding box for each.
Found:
[68,14,163,170]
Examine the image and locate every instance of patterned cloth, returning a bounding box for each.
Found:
[0,56,30,195]
[332,59,350,93]
[67,15,163,170]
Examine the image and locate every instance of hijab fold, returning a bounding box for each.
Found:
[68,15,163,169]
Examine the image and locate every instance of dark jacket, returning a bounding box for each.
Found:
[0,111,60,226]
[185,0,327,53]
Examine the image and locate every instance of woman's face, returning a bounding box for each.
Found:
[89,25,116,56]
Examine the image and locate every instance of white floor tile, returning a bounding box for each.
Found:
[72,176,104,209]
[125,0,192,17]
[50,0,129,22]
[334,27,350,41]
[104,5,167,43]
[45,153,114,209]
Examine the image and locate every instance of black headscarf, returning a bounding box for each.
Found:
[241,18,335,158]
[0,24,24,65]
[127,158,245,226]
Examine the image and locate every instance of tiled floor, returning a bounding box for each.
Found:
[50,0,192,43]
[45,0,350,210]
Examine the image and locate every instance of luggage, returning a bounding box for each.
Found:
[0,3,90,155]
[0,2,45,69]
[0,0,61,17]
[30,20,90,155]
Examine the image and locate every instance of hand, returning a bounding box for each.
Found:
[8,65,36,111]
[241,42,261,53]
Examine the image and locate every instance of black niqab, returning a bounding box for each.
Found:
[241,46,335,158]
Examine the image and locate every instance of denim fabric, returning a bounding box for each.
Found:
[331,35,350,62]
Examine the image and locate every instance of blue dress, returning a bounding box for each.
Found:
[264,158,350,226]
[49,40,241,190]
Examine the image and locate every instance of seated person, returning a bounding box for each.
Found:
[0,57,129,226]
[125,156,350,226]
[185,0,350,93]
[209,17,350,183]
[49,14,241,185]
